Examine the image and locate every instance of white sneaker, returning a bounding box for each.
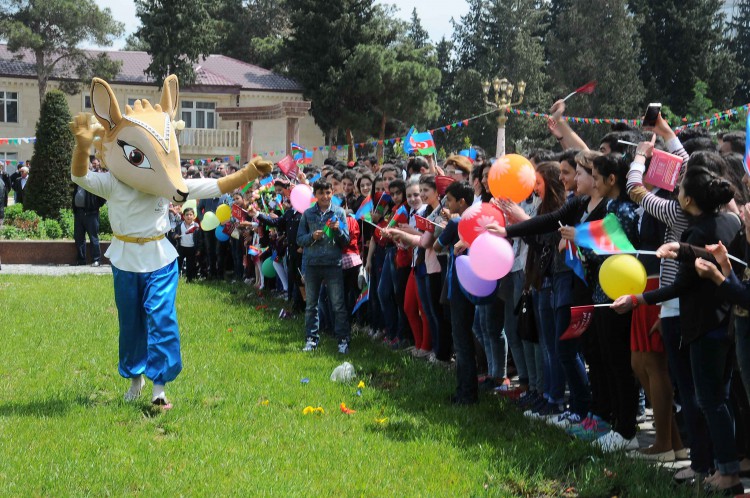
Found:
[302,338,318,352]
[548,411,582,428]
[124,375,145,401]
[593,430,639,452]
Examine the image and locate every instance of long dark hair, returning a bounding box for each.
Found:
[592,153,628,200]
[535,161,566,215]
[682,166,735,213]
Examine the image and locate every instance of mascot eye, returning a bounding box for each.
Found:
[117,140,151,169]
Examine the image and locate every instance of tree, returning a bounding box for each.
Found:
[407,8,429,49]
[215,0,290,69]
[122,33,150,52]
[729,0,750,104]
[448,0,551,155]
[340,41,441,160]
[24,90,74,220]
[631,0,739,115]
[546,0,645,145]
[58,52,122,96]
[0,0,124,105]
[132,0,221,86]
[284,0,384,148]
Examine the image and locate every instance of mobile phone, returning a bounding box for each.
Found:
[643,103,662,127]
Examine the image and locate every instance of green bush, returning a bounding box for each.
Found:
[40,219,63,239]
[99,204,111,234]
[0,225,23,239]
[59,208,74,238]
[4,203,23,223]
[11,209,41,234]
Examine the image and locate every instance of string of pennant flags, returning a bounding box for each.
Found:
[3,101,746,167]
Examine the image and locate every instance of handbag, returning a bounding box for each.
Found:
[514,290,538,343]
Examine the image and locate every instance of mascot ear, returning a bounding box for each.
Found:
[160,74,179,120]
[91,78,122,131]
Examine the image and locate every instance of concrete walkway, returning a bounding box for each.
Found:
[0,264,112,276]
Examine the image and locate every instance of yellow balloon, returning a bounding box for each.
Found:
[598,254,647,300]
[216,203,231,223]
[201,211,220,231]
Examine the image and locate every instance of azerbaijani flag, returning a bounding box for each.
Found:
[352,283,369,314]
[387,205,409,227]
[374,192,392,213]
[259,175,274,187]
[323,215,339,239]
[355,195,373,221]
[403,126,436,156]
[291,142,305,154]
[294,150,314,165]
[459,148,477,160]
[574,213,635,254]
[308,172,321,184]
[247,245,263,256]
[564,241,587,284]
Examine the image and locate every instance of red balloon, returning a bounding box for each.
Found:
[458,202,506,245]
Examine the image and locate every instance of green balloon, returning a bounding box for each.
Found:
[261,257,276,278]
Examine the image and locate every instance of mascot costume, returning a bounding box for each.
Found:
[70,75,272,408]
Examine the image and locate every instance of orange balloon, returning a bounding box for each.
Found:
[488,154,536,203]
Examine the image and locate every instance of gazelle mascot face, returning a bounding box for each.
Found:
[90,75,189,203]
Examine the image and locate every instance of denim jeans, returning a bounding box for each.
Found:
[377,248,399,338]
[368,245,386,331]
[527,288,546,393]
[473,300,507,379]
[450,288,477,401]
[553,271,590,416]
[690,331,739,475]
[229,238,244,280]
[661,316,713,472]
[734,315,750,402]
[535,282,564,403]
[304,265,350,343]
[499,270,528,385]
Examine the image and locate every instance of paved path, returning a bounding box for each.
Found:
[0,264,112,276]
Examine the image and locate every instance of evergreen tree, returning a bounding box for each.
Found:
[132,0,221,86]
[24,90,74,220]
[729,0,750,104]
[407,8,430,49]
[449,0,551,155]
[0,0,123,105]
[215,0,290,69]
[631,0,738,115]
[546,0,645,145]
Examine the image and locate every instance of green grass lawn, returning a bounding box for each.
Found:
[0,274,691,496]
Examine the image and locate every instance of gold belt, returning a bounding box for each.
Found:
[113,233,166,244]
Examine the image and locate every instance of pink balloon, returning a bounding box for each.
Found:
[468,232,514,280]
[290,184,314,213]
[456,255,497,297]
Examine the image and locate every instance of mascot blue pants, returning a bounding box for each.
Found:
[112,260,182,384]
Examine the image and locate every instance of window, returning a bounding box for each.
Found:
[83,95,91,110]
[180,100,215,129]
[0,91,18,123]
[1,152,18,175]
[127,98,139,106]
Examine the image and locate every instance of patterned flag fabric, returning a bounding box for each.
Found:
[564,241,587,284]
[323,215,339,239]
[403,126,437,156]
[258,175,274,187]
[352,283,369,314]
[387,205,409,227]
[560,305,594,340]
[574,213,635,254]
[374,192,392,214]
[355,195,373,221]
[294,150,313,165]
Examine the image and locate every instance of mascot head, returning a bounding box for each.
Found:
[91,75,189,203]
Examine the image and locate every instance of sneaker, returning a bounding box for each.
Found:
[629,448,675,462]
[568,415,612,441]
[91,261,101,267]
[548,411,582,429]
[337,340,350,354]
[302,338,318,352]
[124,375,145,401]
[594,430,639,452]
[514,390,540,409]
[528,402,563,420]
[151,394,173,410]
[523,396,548,418]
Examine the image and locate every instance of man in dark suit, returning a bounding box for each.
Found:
[11,165,28,204]
[73,179,106,266]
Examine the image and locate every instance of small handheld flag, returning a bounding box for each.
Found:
[355,195,373,221]
[352,283,369,314]
[559,305,595,340]
[562,80,597,102]
[574,213,635,254]
[403,126,437,156]
[459,148,477,160]
[387,205,409,227]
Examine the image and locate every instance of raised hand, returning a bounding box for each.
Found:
[69,112,97,150]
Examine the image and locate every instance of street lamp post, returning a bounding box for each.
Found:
[482,77,526,157]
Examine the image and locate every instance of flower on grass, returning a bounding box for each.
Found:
[227,328,233,333]
[340,402,356,415]
[303,406,324,415]
[260,399,269,406]
[374,417,388,425]
[357,381,365,389]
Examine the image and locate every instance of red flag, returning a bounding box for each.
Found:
[277,155,296,175]
[559,305,594,340]
[414,215,435,233]
[574,80,597,95]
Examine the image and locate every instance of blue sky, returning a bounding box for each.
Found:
[90,0,469,50]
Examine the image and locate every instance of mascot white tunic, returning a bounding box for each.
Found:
[70,75,271,408]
